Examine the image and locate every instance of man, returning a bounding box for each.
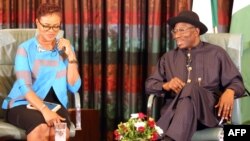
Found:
[145,11,245,141]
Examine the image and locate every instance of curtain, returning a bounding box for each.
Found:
[217,0,233,32]
[0,0,232,140]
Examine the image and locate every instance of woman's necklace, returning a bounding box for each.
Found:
[38,38,56,51]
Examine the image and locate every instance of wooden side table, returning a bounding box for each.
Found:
[68,109,100,141]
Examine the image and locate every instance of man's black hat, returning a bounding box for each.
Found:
[168,10,208,35]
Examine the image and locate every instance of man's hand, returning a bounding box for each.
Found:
[215,89,235,121]
[162,77,185,94]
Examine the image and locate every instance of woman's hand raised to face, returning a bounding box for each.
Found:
[57,38,74,57]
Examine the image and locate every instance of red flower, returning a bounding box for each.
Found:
[150,131,159,141]
[114,129,121,140]
[114,113,163,140]
[138,126,145,133]
[138,112,146,119]
[148,118,156,128]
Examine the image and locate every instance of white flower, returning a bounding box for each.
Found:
[134,121,146,130]
[155,125,164,135]
[119,135,123,140]
[130,113,139,119]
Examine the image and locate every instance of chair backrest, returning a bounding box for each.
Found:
[200,33,243,72]
[0,29,63,118]
[200,33,250,125]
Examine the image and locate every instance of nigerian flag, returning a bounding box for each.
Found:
[230,1,250,50]
[230,1,250,92]
[192,0,218,33]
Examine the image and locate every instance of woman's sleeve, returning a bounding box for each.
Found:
[15,46,33,95]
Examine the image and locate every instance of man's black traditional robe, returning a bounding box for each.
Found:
[145,42,245,141]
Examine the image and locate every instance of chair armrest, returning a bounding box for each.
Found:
[231,96,250,125]
[74,92,81,109]
[147,94,156,117]
[147,94,165,120]
[69,92,81,137]
[69,122,76,137]
[73,92,81,130]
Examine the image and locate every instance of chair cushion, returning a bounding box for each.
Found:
[0,61,15,119]
[0,31,16,47]
[0,119,26,139]
[0,29,36,118]
[192,127,223,141]
[232,96,250,125]
[200,33,242,71]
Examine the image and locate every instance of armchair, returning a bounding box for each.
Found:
[0,28,81,140]
[147,33,250,141]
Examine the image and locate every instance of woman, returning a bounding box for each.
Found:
[1,3,81,141]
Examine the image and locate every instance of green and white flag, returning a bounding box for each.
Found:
[230,1,250,92]
[192,0,218,33]
[230,1,250,50]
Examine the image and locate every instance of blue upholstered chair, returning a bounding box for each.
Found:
[0,29,81,140]
[147,33,250,141]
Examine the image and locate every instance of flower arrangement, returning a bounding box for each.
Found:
[114,112,163,141]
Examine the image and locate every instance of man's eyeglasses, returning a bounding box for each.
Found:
[38,20,61,32]
[171,26,195,34]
